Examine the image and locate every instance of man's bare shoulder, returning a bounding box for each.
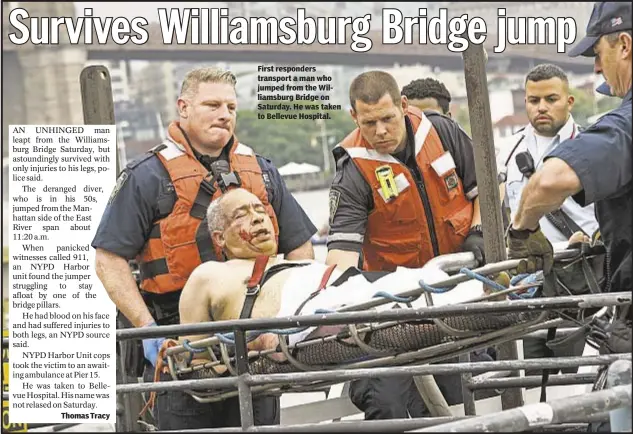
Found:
[187,257,316,285]
[188,259,252,282]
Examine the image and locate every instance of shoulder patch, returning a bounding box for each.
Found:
[262,170,273,189]
[108,171,129,205]
[329,189,341,225]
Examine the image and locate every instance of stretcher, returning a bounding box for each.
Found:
[145,247,617,406]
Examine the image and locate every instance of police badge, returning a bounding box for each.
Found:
[444,172,459,190]
[329,189,341,224]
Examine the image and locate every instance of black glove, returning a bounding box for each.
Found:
[506,224,554,275]
[461,226,485,265]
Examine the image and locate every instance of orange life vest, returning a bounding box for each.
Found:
[338,107,473,272]
[137,122,280,294]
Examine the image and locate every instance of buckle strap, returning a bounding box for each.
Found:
[247,255,270,289]
[239,255,271,320]
[545,209,585,239]
[139,258,169,280]
[318,264,337,291]
[190,177,216,220]
[149,225,161,239]
[294,264,338,316]
[195,217,218,263]
[539,326,558,403]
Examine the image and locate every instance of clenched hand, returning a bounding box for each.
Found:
[506,224,554,275]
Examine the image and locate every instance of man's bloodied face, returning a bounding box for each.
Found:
[212,189,277,259]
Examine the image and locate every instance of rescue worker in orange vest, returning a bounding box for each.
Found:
[325,71,486,420]
[92,66,317,430]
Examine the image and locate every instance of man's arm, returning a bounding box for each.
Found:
[512,157,583,231]
[326,249,361,271]
[95,248,154,328]
[91,159,167,325]
[471,196,482,227]
[285,239,315,260]
[325,152,371,271]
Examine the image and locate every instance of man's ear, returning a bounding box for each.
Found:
[177,97,189,119]
[350,107,358,126]
[567,93,575,110]
[401,95,408,112]
[211,230,225,251]
[619,31,632,59]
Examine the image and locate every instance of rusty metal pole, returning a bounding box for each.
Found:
[461,42,524,410]
[80,65,119,174]
[80,65,138,431]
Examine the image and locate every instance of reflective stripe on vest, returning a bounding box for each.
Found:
[339,107,473,272]
[137,122,280,294]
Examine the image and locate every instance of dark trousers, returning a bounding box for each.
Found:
[349,351,495,420]
[143,366,280,430]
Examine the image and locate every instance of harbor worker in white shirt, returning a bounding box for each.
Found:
[496,63,599,379]
[497,63,600,244]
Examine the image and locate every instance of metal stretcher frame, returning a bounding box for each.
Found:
[108,240,631,431]
[111,286,632,431]
[118,249,624,406]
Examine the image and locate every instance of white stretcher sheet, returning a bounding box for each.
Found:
[276,263,486,346]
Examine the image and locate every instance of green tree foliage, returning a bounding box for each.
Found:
[454,105,472,136]
[569,88,596,125]
[235,107,356,173]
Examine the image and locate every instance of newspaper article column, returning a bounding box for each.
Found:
[8,125,116,424]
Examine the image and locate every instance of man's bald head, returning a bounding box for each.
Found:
[207,188,278,259]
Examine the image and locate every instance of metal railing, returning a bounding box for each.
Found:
[4,250,630,432]
[109,249,630,431]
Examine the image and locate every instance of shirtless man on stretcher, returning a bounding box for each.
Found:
[177,187,492,359]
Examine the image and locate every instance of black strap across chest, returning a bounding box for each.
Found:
[238,256,310,320]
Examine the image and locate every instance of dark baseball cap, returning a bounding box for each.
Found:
[569,2,632,57]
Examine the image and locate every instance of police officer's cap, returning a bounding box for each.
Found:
[569,2,632,57]
[595,81,614,96]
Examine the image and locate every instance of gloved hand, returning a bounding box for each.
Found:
[506,224,554,275]
[461,228,485,265]
[141,321,165,367]
[484,271,510,301]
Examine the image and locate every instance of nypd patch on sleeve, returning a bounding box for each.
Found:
[108,171,129,205]
[329,189,341,224]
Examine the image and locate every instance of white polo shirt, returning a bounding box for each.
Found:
[497,115,600,244]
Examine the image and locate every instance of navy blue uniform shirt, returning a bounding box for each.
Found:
[546,88,632,294]
[92,144,317,260]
